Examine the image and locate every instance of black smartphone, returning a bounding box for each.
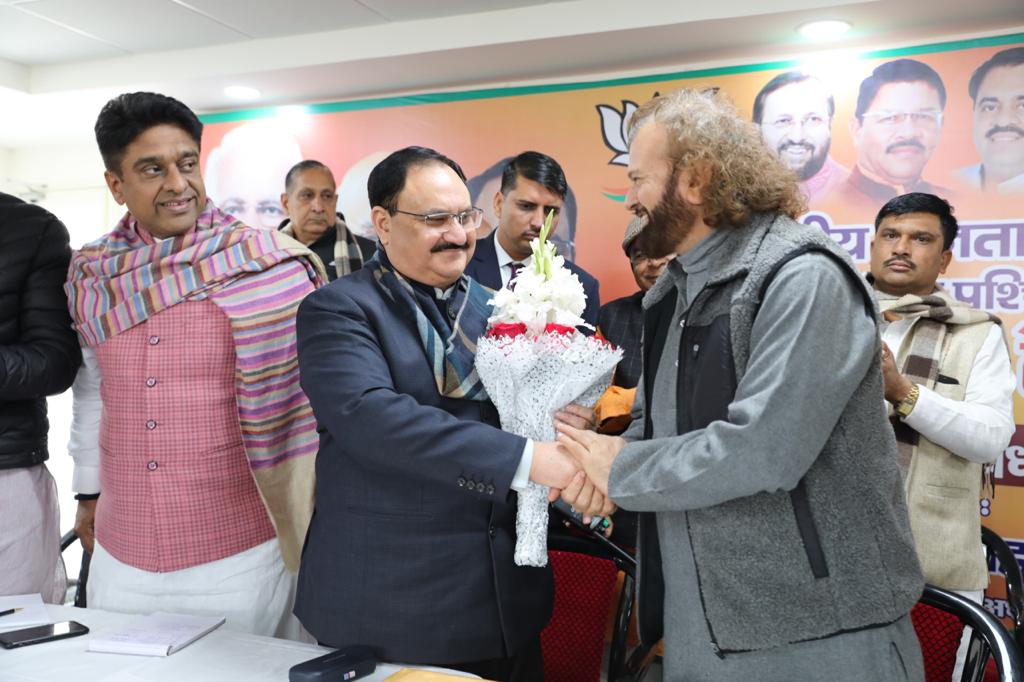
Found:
[0,621,90,649]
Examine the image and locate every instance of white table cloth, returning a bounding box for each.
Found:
[2,604,476,681]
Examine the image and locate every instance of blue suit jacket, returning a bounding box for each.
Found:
[293,264,554,663]
[464,232,601,328]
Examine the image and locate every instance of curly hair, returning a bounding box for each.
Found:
[627,88,806,227]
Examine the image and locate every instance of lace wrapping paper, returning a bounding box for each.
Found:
[476,332,621,566]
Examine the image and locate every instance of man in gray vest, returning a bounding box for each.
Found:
[557,88,925,680]
[870,192,1015,678]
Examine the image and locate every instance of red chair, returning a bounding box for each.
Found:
[541,526,637,682]
[913,599,967,681]
[912,585,1022,682]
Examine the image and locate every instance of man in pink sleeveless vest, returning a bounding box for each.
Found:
[65,92,324,638]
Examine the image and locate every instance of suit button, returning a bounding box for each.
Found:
[457,477,466,487]
[145,419,157,430]
[486,484,495,495]
[488,525,497,538]
[475,482,485,493]
[447,305,457,320]
[147,460,158,471]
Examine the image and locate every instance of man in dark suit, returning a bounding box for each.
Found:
[464,151,600,327]
[294,146,603,681]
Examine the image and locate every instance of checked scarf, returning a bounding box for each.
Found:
[366,254,492,401]
[875,286,1000,477]
[279,215,365,278]
[64,201,326,571]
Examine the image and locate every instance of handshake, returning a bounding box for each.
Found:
[529,403,627,522]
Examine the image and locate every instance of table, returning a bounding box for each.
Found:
[2,605,476,681]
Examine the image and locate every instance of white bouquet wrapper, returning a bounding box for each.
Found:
[476,330,622,566]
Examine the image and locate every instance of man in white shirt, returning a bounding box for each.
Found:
[957,47,1024,194]
[463,152,600,327]
[869,191,1015,677]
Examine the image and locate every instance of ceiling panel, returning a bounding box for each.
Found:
[184,0,386,38]
[360,0,551,22]
[0,6,125,64]
[23,0,248,52]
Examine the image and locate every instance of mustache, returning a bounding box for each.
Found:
[430,242,470,253]
[778,141,814,153]
[885,256,915,269]
[987,124,1024,139]
[885,140,925,154]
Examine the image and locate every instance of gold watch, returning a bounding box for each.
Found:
[895,384,921,418]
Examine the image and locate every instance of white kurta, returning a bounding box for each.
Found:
[0,464,66,603]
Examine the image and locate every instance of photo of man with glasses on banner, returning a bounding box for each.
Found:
[836,59,952,206]
[753,71,851,204]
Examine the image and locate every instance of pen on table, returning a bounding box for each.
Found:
[0,607,23,617]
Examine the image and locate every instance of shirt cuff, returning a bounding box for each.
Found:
[72,464,101,495]
[510,439,534,493]
[901,383,931,429]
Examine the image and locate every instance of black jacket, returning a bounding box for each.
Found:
[0,193,81,470]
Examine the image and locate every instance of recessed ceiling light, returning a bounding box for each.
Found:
[798,20,852,41]
[224,85,261,101]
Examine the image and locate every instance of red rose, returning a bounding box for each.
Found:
[488,322,528,338]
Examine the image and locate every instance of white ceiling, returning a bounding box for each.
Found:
[1,0,1022,148]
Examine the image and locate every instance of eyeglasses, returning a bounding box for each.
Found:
[861,110,943,129]
[766,113,829,131]
[393,207,483,230]
[628,251,673,266]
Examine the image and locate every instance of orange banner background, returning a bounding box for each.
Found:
[202,32,1024,607]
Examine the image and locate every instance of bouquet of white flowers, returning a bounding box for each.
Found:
[475,212,622,566]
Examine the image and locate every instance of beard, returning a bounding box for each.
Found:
[632,169,699,258]
[778,137,831,181]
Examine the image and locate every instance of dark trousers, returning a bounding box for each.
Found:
[445,636,544,682]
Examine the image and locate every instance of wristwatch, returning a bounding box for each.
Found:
[894,384,921,418]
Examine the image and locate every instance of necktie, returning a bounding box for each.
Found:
[507,262,523,290]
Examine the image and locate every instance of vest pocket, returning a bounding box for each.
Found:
[790,480,829,579]
[924,483,969,499]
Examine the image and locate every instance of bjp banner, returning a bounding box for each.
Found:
[202,32,1024,612]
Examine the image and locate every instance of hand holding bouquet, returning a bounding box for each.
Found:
[475,212,622,566]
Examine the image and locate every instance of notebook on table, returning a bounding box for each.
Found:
[88,612,225,657]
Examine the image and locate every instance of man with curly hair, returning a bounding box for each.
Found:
[558,88,924,680]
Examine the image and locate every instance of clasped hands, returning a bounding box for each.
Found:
[530,403,626,521]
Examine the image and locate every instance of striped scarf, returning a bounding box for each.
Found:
[65,201,326,571]
[332,217,364,278]
[875,286,1000,476]
[366,254,491,400]
[278,215,365,278]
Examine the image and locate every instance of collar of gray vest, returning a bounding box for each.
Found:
[642,212,788,310]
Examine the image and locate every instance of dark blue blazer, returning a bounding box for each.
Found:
[464,232,601,328]
[293,264,554,664]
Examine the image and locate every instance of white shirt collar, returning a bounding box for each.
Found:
[493,233,522,269]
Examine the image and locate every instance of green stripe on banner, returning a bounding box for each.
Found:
[602,193,626,203]
[199,31,1024,124]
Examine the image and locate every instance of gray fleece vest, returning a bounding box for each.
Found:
[639,212,923,653]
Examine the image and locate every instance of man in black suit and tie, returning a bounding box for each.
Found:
[293,146,604,681]
[465,151,600,327]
